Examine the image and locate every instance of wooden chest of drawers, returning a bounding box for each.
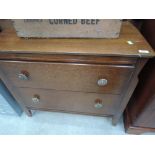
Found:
[0,20,154,125]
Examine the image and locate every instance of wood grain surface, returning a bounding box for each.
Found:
[0,60,135,94]
[17,87,120,116]
[0,53,137,65]
[0,20,154,125]
[0,20,154,57]
[124,20,155,133]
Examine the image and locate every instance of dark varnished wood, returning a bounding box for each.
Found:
[112,58,148,125]
[0,61,135,94]
[128,59,155,124]
[17,87,120,116]
[141,20,155,49]
[124,107,155,134]
[0,20,154,57]
[0,53,137,65]
[0,20,154,125]
[124,20,155,133]
[124,59,155,134]
[133,96,155,128]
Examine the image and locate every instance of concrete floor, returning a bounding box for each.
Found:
[0,86,128,135]
[0,111,127,135]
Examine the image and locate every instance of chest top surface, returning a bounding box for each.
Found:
[0,20,154,58]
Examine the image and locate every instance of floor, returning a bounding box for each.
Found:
[0,110,127,135]
[0,83,128,135]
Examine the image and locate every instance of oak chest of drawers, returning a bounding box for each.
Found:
[0,20,154,125]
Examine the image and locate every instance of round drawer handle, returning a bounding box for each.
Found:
[97,78,108,86]
[32,95,40,104]
[94,99,103,109]
[18,71,29,80]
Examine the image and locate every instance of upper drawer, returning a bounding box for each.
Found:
[0,61,135,94]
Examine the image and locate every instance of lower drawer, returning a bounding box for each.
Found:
[17,87,120,116]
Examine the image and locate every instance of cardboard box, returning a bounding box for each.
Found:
[12,19,122,38]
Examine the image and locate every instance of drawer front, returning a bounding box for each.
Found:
[0,61,134,94]
[17,87,120,115]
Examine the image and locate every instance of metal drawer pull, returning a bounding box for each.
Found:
[94,99,103,109]
[97,78,108,86]
[18,71,29,80]
[32,95,40,104]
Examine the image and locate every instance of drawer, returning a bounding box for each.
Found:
[17,87,120,116]
[0,61,134,94]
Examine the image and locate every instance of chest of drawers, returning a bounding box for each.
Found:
[0,20,154,125]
